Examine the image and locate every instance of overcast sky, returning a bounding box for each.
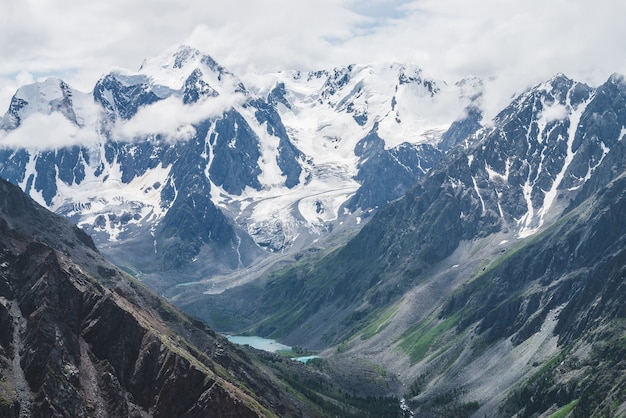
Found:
[1,0,625,117]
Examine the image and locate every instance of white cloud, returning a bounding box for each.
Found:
[113,92,247,142]
[1,0,626,123]
[540,103,569,124]
[322,0,626,119]
[0,113,99,151]
[0,89,245,150]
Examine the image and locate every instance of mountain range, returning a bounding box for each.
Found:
[181,73,626,416]
[0,45,480,295]
[2,44,626,417]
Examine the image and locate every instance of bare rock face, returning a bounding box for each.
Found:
[0,177,292,417]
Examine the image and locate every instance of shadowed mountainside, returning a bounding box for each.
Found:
[0,177,413,417]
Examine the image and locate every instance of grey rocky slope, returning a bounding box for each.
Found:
[0,177,276,417]
[194,73,626,417]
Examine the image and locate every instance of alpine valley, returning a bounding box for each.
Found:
[2,44,626,417]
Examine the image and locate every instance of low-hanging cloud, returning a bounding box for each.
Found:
[2,0,626,126]
[113,91,247,142]
[328,0,626,120]
[0,112,100,151]
[539,103,569,124]
[0,90,245,150]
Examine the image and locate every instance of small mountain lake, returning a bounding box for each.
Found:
[225,335,320,363]
[226,335,291,352]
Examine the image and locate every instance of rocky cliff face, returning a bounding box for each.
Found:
[0,177,314,417]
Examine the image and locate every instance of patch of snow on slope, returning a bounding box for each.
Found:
[18,152,37,192]
[236,104,286,187]
[534,94,591,232]
[53,155,172,241]
[518,88,592,238]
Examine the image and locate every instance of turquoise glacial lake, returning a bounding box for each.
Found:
[226,336,291,352]
[225,335,320,363]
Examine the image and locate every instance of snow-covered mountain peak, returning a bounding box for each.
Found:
[456,76,484,102]
[0,46,490,283]
[13,77,67,105]
[138,44,220,73]
[607,72,626,87]
[494,74,592,129]
[268,61,468,156]
[540,73,576,98]
[136,44,245,95]
[92,46,249,123]
[1,77,98,130]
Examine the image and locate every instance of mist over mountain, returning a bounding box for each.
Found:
[0,45,481,295]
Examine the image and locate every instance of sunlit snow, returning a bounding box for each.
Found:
[1,45,480,254]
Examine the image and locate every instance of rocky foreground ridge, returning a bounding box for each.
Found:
[0,177,291,417]
[0,177,411,418]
